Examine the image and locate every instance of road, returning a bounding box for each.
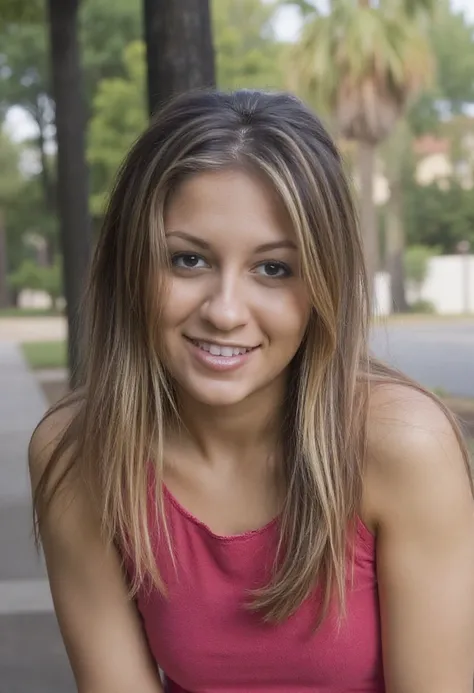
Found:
[0,316,472,691]
[0,315,473,398]
[371,318,474,398]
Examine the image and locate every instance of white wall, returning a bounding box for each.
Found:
[374,272,391,317]
[377,254,474,315]
[17,256,474,317]
[18,289,52,309]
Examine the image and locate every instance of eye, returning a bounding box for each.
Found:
[171,253,209,270]
[254,261,292,278]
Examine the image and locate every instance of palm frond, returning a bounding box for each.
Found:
[288,0,435,141]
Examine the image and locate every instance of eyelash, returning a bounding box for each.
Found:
[170,252,293,278]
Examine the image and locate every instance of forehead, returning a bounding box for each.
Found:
[164,168,296,247]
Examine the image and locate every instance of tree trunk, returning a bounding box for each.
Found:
[35,100,56,214]
[357,140,378,304]
[143,0,216,117]
[385,182,408,313]
[35,108,56,266]
[47,0,91,386]
[0,211,9,308]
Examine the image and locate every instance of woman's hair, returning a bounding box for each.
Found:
[33,89,473,626]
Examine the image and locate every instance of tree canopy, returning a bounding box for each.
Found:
[1,0,474,301]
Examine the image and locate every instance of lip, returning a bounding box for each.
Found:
[184,337,259,373]
[186,337,259,351]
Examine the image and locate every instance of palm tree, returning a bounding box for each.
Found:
[47,0,92,384]
[381,118,413,312]
[143,0,215,117]
[290,0,435,299]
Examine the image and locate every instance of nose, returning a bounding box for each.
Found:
[199,273,250,332]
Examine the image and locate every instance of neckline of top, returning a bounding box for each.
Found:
[162,482,280,543]
[161,483,376,547]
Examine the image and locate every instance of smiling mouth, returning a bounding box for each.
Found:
[186,337,259,357]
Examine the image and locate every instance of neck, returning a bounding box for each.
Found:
[172,379,287,468]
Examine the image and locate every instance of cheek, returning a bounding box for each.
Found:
[160,278,198,327]
[258,287,311,347]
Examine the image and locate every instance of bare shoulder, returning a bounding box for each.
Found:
[28,399,164,692]
[29,400,80,490]
[364,383,474,691]
[363,382,473,532]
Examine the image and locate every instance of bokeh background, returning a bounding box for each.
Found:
[0,1,473,690]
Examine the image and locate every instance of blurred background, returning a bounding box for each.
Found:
[0,0,473,690]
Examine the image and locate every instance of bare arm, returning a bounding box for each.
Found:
[29,408,164,693]
[366,386,474,693]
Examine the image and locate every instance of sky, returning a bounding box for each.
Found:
[274,0,474,41]
[4,0,474,144]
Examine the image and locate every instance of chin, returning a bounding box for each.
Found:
[182,381,254,409]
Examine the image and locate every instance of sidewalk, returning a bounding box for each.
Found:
[0,341,74,692]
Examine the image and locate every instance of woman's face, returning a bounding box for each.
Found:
[160,168,311,409]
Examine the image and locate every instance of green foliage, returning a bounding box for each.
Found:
[0,306,59,317]
[0,130,34,277]
[0,129,23,203]
[9,255,62,301]
[404,244,437,286]
[88,41,146,216]
[430,0,474,112]
[8,258,44,292]
[0,22,49,123]
[213,0,284,90]
[395,0,436,16]
[0,130,57,273]
[290,0,435,144]
[40,256,62,301]
[80,0,141,103]
[404,179,474,252]
[86,0,287,217]
[406,91,441,136]
[404,1,474,130]
[0,0,44,25]
[0,0,142,272]
[409,298,436,313]
[0,0,141,115]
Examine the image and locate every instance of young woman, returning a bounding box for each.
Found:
[29,90,474,693]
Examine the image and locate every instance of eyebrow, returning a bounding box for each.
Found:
[166,231,298,253]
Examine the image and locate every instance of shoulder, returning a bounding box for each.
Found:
[367,382,464,468]
[363,382,473,534]
[29,397,81,493]
[363,384,474,690]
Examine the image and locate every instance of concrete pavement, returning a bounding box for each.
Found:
[0,317,66,344]
[371,318,474,398]
[0,314,473,691]
[0,341,74,692]
[2,315,473,397]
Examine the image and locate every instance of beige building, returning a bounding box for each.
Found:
[413,133,474,190]
[341,121,474,204]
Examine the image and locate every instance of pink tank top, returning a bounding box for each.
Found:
[130,483,385,693]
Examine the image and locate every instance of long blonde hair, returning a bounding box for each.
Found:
[33,89,472,626]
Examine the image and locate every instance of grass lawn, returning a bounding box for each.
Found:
[21,339,474,465]
[22,340,67,370]
[0,307,62,318]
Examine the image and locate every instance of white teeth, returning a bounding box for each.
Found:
[192,340,252,357]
